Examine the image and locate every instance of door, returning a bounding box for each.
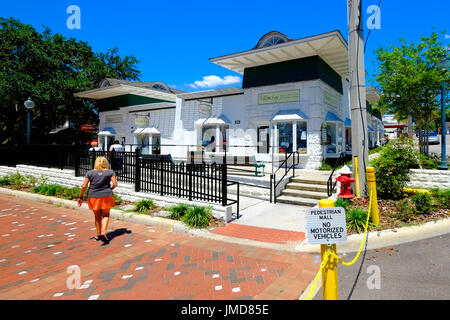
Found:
[258,126,270,154]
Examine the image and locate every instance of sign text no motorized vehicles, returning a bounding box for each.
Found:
[305,207,347,245]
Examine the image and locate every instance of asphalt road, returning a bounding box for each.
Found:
[315,233,450,300]
[428,134,450,157]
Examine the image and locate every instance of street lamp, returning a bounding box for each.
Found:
[24,97,35,144]
[436,54,449,170]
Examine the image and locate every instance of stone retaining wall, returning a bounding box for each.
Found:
[0,165,233,222]
[407,169,450,190]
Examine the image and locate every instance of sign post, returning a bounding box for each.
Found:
[306,199,347,300]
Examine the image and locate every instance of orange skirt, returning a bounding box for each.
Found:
[87,196,115,211]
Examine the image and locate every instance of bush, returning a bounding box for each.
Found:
[346,207,372,233]
[166,203,192,220]
[31,184,87,200]
[335,198,350,211]
[181,205,213,228]
[134,199,156,213]
[411,193,432,215]
[393,198,415,222]
[373,138,419,200]
[430,188,450,210]
[0,173,37,188]
[113,193,122,205]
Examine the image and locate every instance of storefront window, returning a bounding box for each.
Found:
[345,127,352,153]
[278,122,293,153]
[296,122,307,154]
[326,123,337,154]
[202,126,216,150]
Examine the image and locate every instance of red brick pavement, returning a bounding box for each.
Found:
[210,223,305,244]
[0,194,319,300]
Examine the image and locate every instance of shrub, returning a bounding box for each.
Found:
[182,205,213,228]
[113,194,122,205]
[430,188,450,210]
[335,198,350,211]
[373,138,419,200]
[411,193,432,215]
[393,198,415,222]
[0,173,37,187]
[346,207,372,233]
[134,199,156,213]
[166,203,192,220]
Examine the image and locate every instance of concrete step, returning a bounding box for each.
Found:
[275,195,318,207]
[281,188,329,200]
[286,182,328,193]
[290,177,328,185]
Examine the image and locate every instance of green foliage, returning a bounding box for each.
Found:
[411,193,432,215]
[373,138,419,200]
[335,198,350,212]
[418,153,440,170]
[374,31,449,153]
[0,173,37,187]
[31,184,87,200]
[393,199,415,222]
[134,199,156,213]
[113,193,122,205]
[430,188,450,209]
[346,207,373,233]
[166,203,192,220]
[0,17,141,144]
[181,205,213,229]
[317,161,333,171]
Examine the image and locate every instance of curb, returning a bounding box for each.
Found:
[296,218,450,254]
[1,187,449,254]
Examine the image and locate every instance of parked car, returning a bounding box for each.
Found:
[427,131,440,144]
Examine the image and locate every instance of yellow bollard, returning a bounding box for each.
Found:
[319,199,338,300]
[354,157,361,198]
[366,167,380,226]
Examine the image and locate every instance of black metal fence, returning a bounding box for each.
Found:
[75,149,238,210]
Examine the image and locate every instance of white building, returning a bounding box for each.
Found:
[76,31,382,169]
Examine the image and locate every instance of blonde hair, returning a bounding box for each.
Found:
[94,157,110,170]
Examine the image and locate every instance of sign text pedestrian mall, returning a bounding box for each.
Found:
[306,207,347,245]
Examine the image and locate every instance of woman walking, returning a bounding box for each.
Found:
[78,157,118,244]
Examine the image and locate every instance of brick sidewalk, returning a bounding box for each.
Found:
[0,194,319,300]
[210,224,305,244]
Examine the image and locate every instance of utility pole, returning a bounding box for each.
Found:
[348,0,368,195]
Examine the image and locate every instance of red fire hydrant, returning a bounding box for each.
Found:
[336,165,355,199]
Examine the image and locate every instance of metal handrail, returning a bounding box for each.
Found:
[272,152,299,203]
[327,152,346,196]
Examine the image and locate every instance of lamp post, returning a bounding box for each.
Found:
[24,97,35,144]
[436,54,449,170]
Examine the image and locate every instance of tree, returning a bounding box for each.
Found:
[374,31,449,154]
[0,17,141,144]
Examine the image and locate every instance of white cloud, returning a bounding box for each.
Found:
[189,75,241,89]
[445,34,450,39]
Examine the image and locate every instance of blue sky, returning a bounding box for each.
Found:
[1,0,449,92]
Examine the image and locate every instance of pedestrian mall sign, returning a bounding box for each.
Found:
[305,207,347,245]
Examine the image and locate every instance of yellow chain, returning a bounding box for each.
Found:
[330,186,374,266]
[305,249,331,300]
[304,186,375,299]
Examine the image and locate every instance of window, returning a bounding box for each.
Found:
[296,122,307,154]
[278,122,293,153]
[260,36,287,48]
[152,83,168,92]
[326,122,344,154]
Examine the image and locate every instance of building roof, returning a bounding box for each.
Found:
[75,78,184,101]
[210,30,349,76]
[177,87,244,101]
